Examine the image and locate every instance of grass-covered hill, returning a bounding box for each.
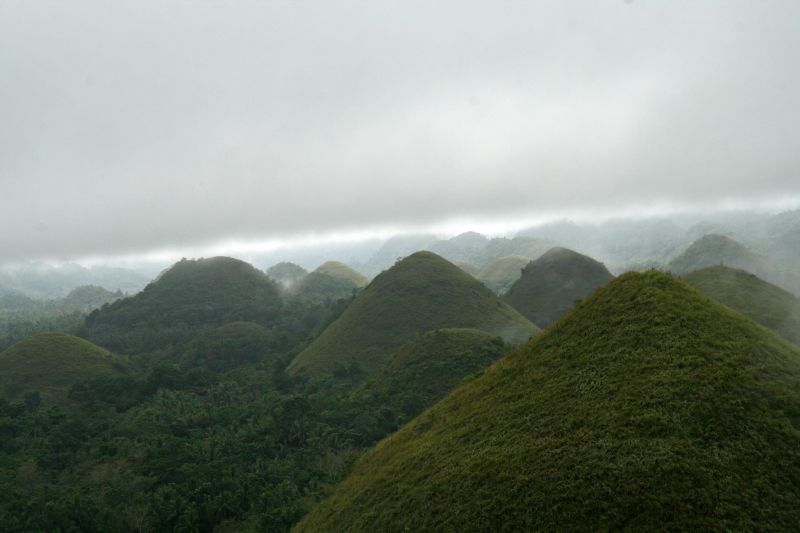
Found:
[0,332,126,403]
[453,261,481,276]
[684,265,800,345]
[477,255,530,294]
[502,247,613,327]
[313,261,369,288]
[287,252,538,378]
[266,262,308,291]
[79,257,282,354]
[295,271,800,532]
[668,234,769,276]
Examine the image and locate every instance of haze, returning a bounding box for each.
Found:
[2,0,799,264]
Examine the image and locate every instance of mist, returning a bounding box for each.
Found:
[2,0,799,264]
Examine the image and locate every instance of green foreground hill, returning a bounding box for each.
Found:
[684,265,800,345]
[0,332,125,403]
[296,271,800,531]
[502,247,613,327]
[79,257,282,353]
[288,252,538,377]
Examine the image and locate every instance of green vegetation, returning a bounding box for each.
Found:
[0,332,126,403]
[292,272,361,305]
[312,261,369,288]
[266,262,308,291]
[353,329,508,429]
[288,252,538,377]
[179,321,278,372]
[685,265,800,345]
[79,257,283,353]
[668,234,769,275]
[502,247,613,327]
[477,255,530,294]
[296,271,800,532]
[453,261,481,276]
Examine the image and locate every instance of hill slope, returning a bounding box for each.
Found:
[80,257,282,353]
[296,271,800,531]
[502,247,613,327]
[0,332,125,402]
[287,252,538,377]
[477,255,530,294]
[684,265,800,345]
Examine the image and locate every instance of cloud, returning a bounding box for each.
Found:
[1,0,799,263]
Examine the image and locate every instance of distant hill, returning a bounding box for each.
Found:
[668,234,769,276]
[180,321,277,372]
[0,332,126,403]
[296,271,800,531]
[684,265,800,345]
[287,252,538,378]
[80,257,282,354]
[313,261,369,288]
[477,255,529,294]
[502,247,613,327]
[290,261,368,305]
[0,263,148,299]
[452,261,480,276]
[266,262,308,291]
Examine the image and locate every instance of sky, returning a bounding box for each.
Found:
[1,0,799,265]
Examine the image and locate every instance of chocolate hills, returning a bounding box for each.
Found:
[291,261,369,304]
[0,332,126,403]
[668,234,769,276]
[477,255,529,294]
[266,262,308,291]
[502,247,613,327]
[684,265,800,345]
[287,252,538,377]
[79,257,282,354]
[296,271,800,531]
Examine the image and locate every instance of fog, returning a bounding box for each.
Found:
[2,0,799,264]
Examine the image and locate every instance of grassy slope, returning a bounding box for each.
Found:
[287,252,538,377]
[314,261,369,288]
[292,272,360,305]
[80,257,282,353]
[503,247,613,327]
[685,265,800,345]
[357,328,508,410]
[296,271,800,532]
[0,332,125,402]
[477,255,530,294]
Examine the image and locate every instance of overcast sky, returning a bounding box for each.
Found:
[2,0,799,264]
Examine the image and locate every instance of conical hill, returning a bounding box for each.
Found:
[0,332,126,403]
[296,271,800,531]
[287,252,537,377]
[80,257,282,353]
[502,247,613,327]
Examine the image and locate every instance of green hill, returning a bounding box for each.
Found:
[356,328,507,419]
[668,234,769,275]
[313,261,369,288]
[0,332,125,403]
[79,257,282,354]
[502,247,613,327]
[287,252,538,378]
[684,265,800,345]
[296,271,800,531]
[453,261,481,277]
[180,321,277,372]
[477,255,530,294]
[266,262,308,291]
[292,272,361,305]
